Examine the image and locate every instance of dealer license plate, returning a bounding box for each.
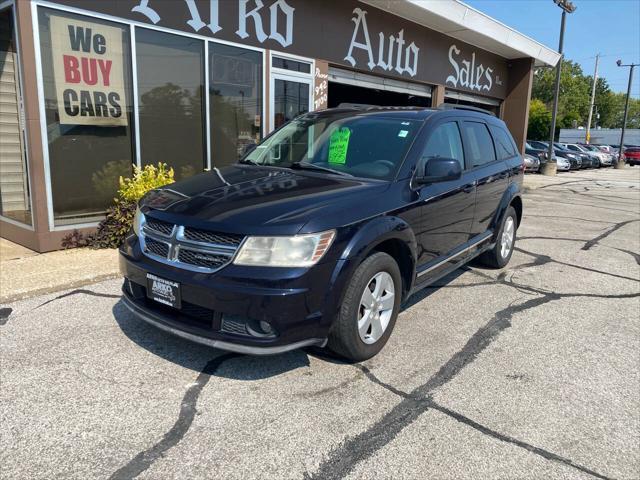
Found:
[146,273,181,309]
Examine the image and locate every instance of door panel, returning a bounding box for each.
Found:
[414,121,474,267]
[459,121,508,236]
[468,161,509,236]
[415,178,476,266]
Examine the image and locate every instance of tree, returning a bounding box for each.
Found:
[527,99,551,140]
[530,58,640,133]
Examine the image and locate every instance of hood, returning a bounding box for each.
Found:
[140,165,389,235]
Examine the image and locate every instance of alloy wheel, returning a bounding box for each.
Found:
[500,216,515,259]
[357,271,395,344]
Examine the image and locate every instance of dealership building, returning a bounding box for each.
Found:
[0,0,559,251]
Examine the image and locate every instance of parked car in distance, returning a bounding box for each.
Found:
[527,141,581,170]
[555,156,571,171]
[523,153,540,172]
[623,146,640,166]
[577,143,613,166]
[120,105,524,361]
[555,143,598,168]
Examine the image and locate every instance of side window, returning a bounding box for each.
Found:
[489,125,517,160]
[422,122,465,169]
[461,122,496,167]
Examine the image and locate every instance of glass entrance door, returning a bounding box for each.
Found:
[271,75,312,130]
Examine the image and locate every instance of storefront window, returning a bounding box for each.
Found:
[38,8,134,226]
[209,44,262,168]
[1,8,32,225]
[136,28,205,179]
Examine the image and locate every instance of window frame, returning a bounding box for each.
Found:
[0,1,34,230]
[31,0,267,231]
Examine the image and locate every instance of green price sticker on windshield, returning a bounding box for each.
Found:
[328,127,351,164]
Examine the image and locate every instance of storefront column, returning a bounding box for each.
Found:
[431,84,445,108]
[501,58,535,154]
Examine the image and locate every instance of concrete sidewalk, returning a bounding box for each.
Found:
[0,238,120,304]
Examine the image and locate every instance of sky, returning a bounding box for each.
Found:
[463,0,640,98]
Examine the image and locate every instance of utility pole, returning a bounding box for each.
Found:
[543,0,576,176]
[585,54,599,144]
[615,60,638,169]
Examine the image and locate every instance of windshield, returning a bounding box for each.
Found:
[243,113,422,180]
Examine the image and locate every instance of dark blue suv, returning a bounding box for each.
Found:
[120,106,523,361]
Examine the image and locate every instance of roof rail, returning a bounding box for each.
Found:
[337,103,379,109]
[437,104,496,116]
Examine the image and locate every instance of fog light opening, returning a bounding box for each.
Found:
[245,319,277,338]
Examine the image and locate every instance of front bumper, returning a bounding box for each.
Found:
[119,235,342,354]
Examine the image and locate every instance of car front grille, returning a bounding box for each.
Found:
[145,238,170,257]
[183,227,243,247]
[145,218,174,237]
[177,248,229,269]
[140,216,244,273]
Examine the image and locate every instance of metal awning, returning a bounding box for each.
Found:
[360,0,561,67]
[445,89,501,106]
[328,67,432,97]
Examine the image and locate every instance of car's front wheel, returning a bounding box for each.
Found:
[327,252,402,362]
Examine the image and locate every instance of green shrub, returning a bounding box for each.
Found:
[118,163,174,203]
[62,163,175,249]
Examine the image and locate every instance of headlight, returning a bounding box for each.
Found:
[233,230,336,267]
[133,206,144,237]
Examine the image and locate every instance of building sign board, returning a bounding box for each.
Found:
[52,0,509,99]
[50,15,128,126]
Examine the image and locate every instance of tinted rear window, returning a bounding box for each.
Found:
[489,125,517,160]
[461,122,496,167]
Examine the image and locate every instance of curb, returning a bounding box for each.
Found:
[0,273,121,305]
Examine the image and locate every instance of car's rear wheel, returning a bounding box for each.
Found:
[479,206,517,269]
[327,252,401,362]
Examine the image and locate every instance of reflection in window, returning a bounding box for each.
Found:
[38,8,134,226]
[0,8,32,225]
[209,43,262,168]
[136,28,205,179]
[274,79,309,129]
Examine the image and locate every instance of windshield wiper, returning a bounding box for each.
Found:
[289,162,352,177]
[238,158,261,166]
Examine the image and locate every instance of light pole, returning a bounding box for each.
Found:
[615,59,638,169]
[543,0,577,176]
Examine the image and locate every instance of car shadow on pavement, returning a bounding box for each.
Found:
[111,300,311,380]
[111,267,469,377]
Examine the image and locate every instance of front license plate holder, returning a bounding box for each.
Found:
[146,273,181,309]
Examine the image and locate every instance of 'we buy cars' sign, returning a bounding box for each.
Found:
[51,16,127,126]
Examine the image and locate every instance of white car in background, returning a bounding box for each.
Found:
[555,155,571,171]
[580,144,613,166]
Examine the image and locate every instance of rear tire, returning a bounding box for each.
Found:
[479,206,517,269]
[326,252,402,362]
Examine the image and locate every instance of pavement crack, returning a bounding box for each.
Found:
[109,353,238,480]
[582,219,639,251]
[352,364,411,399]
[0,307,12,326]
[305,295,556,480]
[514,246,639,283]
[35,288,121,309]
[429,402,614,480]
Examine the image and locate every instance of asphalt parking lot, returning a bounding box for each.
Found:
[2,167,639,480]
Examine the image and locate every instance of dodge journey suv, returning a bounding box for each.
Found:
[120,105,523,361]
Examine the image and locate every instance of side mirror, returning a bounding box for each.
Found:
[415,157,462,184]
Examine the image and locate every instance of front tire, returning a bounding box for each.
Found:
[327,252,402,362]
[479,206,517,269]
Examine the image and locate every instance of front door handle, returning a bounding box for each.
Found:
[462,182,476,193]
